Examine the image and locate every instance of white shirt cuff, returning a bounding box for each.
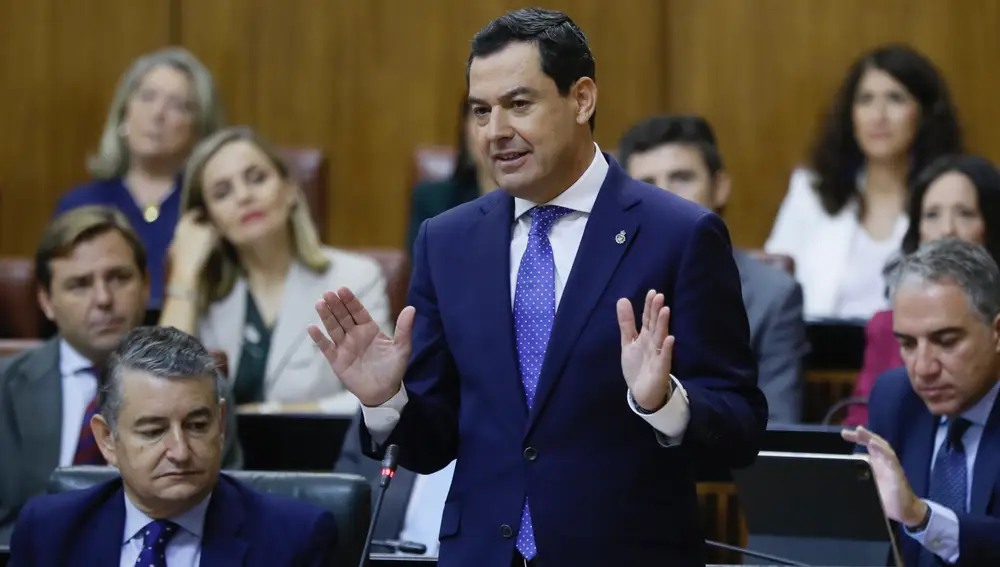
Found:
[906,500,960,563]
[627,375,690,446]
[360,386,408,445]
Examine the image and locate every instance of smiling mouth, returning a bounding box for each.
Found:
[494,151,528,162]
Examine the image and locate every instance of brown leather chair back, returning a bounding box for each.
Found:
[413,146,458,186]
[747,250,795,276]
[0,338,43,357]
[353,248,410,324]
[0,257,44,338]
[277,148,328,236]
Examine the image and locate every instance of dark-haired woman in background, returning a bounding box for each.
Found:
[844,154,1000,426]
[406,100,495,257]
[766,44,962,320]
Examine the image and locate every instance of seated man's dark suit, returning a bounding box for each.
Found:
[0,338,244,544]
[867,367,1000,566]
[8,473,336,567]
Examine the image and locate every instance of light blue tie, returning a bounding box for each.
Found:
[918,418,970,567]
[513,205,572,560]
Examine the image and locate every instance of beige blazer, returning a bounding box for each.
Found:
[764,168,908,319]
[197,247,391,415]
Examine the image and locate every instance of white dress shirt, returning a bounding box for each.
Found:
[119,491,212,567]
[398,461,457,556]
[58,340,99,467]
[363,143,691,443]
[907,381,1000,563]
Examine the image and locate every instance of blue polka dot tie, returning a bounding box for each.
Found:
[135,519,179,567]
[918,417,970,567]
[513,205,572,560]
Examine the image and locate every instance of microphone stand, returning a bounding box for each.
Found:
[359,444,401,567]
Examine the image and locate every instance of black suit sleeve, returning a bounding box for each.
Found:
[671,213,769,468]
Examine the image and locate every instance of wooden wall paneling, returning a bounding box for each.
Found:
[247,0,665,248]
[663,0,1000,248]
[0,0,172,255]
[177,0,256,126]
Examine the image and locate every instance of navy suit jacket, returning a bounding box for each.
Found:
[867,367,1000,566]
[7,473,337,567]
[360,155,768,567]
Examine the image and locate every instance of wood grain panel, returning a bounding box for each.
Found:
[0,0,171,254]
[3,0,999,256]
[664,0,1000,248]
[177,0,254,124]
[248,0,664,247]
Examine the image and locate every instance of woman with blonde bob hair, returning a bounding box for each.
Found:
[55,46,225,320]
[160,126,390,414]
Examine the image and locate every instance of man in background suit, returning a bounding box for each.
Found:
[619,115,809,423]
[309,8,767,566]
[844,238,1000,566]
[334,411,453,556]
[8,326,336,567]
[0,206,242,544]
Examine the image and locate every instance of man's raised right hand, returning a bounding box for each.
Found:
[307,287,415,407]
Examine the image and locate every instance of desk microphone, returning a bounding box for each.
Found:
[358,444,401,567]
[704,539,811,567]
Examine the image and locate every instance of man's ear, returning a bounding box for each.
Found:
[711,172,732,213]
[218,398,227,443]
[571,77,597,127]
[992,313,1000,354]
[91,414,119,468]
[37,286,56,322]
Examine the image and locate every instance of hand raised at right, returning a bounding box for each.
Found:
[308,287,415,407]
[169,210,219,283]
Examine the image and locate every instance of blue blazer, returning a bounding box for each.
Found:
[8,473,337,567]
[361,155,768,567]
[867,367,1000,566]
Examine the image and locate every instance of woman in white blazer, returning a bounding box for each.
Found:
[160,127,390,415]
[765,44,962,320]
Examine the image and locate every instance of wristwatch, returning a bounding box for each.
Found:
[630,381,673,415]
[904,504,932,534]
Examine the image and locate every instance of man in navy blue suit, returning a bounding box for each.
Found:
[843,238,1000,566]
[309,7,767,567]
[8,326,336,567]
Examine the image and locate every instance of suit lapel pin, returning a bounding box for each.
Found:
[615,230,627,245]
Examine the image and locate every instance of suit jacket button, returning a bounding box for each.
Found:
[523,447,538,461]
[501,524,513,538]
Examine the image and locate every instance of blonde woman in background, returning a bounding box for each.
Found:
[159,126,390,414]
[55,47,225,322]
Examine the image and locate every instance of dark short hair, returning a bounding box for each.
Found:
[468,7,596,131]
[808,43,963,216]
[901,154,1000,263]
[35,206,147,292]
[99,326,223,432]
[618,115,724,176]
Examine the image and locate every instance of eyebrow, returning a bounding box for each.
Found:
[893,326,964,340]
[132,407,213,428]
[468,86,538,107]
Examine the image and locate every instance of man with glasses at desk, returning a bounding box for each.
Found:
[844,237,1000,566]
